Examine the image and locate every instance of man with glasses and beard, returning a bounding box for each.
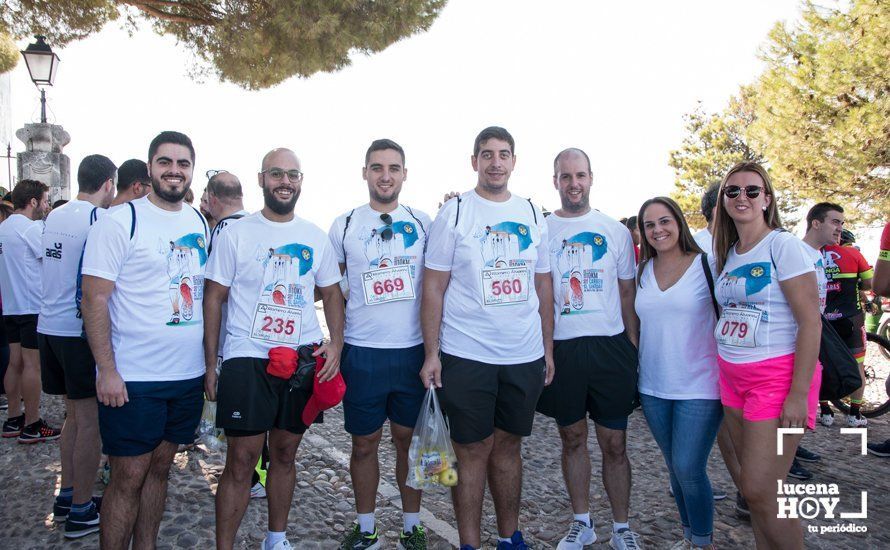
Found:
[204,148,345,550]
[328,139,431,550]
[81,131,209,550]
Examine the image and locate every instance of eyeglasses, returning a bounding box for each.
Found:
[261,168,303,182]
[379,213,393,241]
[723,185,764,199]
[206,169,228,179]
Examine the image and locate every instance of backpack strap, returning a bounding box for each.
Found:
[188,204,209,239]
[700,253,719,318]
[208,212,245,254]
[402,205,426,235]
[454,197,461,228]
[89,207,99,225]
[527,198,537,224]
[127,202,136,239]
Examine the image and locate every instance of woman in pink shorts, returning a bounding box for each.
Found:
[712,162,821,549]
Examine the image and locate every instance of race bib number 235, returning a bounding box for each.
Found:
[250,303,302,345]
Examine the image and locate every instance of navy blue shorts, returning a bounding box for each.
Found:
[98,375,204,456]
[340,343,425,436]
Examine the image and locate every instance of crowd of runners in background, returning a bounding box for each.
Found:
[0,127,888,550]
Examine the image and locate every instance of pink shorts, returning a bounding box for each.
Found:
[718,352,822,430]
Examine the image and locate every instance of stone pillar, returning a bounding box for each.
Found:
[16,123,70,203]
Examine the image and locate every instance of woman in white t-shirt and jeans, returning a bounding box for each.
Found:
[635,197,720,550]
[713,162,821,550]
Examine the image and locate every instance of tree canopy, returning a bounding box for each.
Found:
[1,1,447,89]
[670,0,888,223]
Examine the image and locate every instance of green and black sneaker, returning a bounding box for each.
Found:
[398,525,427,549]
[339,523,380,550]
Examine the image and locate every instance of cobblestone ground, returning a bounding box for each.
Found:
[1,394,887,549]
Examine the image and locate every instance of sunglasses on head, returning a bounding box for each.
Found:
[206,169,228,180]
[379,213,393,241]
[723,185,764,199]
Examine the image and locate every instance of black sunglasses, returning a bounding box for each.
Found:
[379,213,393,241]
[723,185,764,199]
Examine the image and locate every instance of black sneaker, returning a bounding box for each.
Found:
[2,414,24,438]
[795,446,821,463]
[64,502,100,539]
[339,524,380,550]
[17,418,61,444]
[53,498,72,522]
[787,459,813,480]
[735,491,750,519]
[867,439,890,457]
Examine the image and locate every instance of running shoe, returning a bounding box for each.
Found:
[250,481,267,499]
[867,439,890,457]
[609,528,643,550]
[261,539,293,550]
[557,519,596,549]
[17,418,61,443]
[397,525,427,549]
[339,524,380,550]
[795,446,821,463]
[818,412,834,427]
[2,414,24,438]
[0,395,7,411]
[496,531,529,550]
[54,495,102,522]
[846,414,867,427]
[64,502,100,539]
[735,491,750,519]
[787,459,813,481]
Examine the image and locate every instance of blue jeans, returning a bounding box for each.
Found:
[641,394,722,546]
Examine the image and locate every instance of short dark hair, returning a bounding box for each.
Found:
[148,130,195,163]
[701,182,720,223]
[11,179,49,210]
[473,126,514,157]
[117,159,149,192]
[77,154,117,194]
[52,199,68,209]
[207,174,243,200]
[625,216,638,231]
[553,148,592,175]
[806,202,844,229]
[365,139,405,166]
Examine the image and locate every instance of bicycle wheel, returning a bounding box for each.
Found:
[830,332,890,418]
[879,316,890,360]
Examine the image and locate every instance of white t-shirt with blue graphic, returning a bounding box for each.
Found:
[205,212,342,361]
[82,197,208,382]
[715,230,815,364]
[546,210,636,340]
[328,203,431,349]
[425,190,549,365]
[802,242,827,314]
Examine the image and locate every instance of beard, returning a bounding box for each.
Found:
[560,190,590,213]
[263,185,299,215]
[369,187,399,204]
[151,176,190,204]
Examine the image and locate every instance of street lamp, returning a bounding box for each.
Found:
[20,35,61,124]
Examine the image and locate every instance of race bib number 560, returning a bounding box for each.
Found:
[361,265,415,306]
[715,307,761,348]
[481,266,530,306]
[250,303,302,345]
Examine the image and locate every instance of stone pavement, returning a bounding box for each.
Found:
[1,394,887,549]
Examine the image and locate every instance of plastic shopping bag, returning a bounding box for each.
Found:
[407,387,458,490]
[197,399,225,451]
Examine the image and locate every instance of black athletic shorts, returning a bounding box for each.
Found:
[38,333,97,399]
[216,357,321,437]
[3,314,38,349]
[536,333,639,430]
[438,353,546,444]
[828,313,866,356]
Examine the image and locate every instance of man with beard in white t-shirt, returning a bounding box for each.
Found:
[82,131,209,550]
[329,139,432,550]
[39,154,116,538]
[204,148,345,550]
[421,127,553,550]
[536,148,642,550]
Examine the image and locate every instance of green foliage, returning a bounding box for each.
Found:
[1,0,446,89]
[0,32,18,73]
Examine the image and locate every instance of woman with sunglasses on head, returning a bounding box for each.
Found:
[712,162,821,549]
[634,197,721,550]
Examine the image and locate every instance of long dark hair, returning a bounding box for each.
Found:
[636,196,703,284]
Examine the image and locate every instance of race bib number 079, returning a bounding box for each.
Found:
[714,307,761,348]
[250,303,302,345]
[481,266,530,306]
[361,265,415,306]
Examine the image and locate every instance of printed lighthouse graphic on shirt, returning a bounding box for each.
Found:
[715,262,772,348]
[475,221,533,307]
[355,219,421,306]
[553,232,607,315]
[718,262,771,312]
[164,233,207,326]
[249,242,314,344]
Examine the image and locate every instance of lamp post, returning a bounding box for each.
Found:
[20,35,61,123]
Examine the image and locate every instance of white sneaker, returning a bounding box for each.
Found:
[557,520,596,549]
[846,414,867,427]
[610,528,643,550]
[819,413,834,427]
[250,482,267,499]
[261,538,293,550]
